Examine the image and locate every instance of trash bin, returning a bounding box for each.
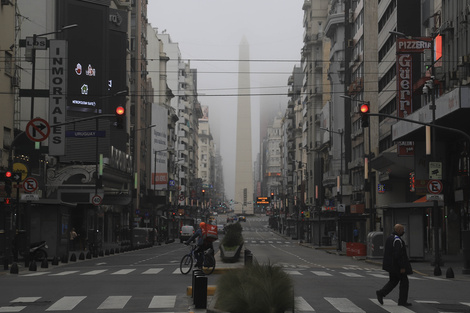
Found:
[367,231,384,259]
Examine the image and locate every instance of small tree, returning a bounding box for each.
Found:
[221,222,243,248]
[215,261,294,313]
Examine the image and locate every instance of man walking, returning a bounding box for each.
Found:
[376,224,413,307]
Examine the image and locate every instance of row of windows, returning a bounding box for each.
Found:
[378,64,396,93]
[378,0,397,33]
[378,33,396,62]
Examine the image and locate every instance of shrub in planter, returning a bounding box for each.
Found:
[221,222,243,248]
[215,261,294,313]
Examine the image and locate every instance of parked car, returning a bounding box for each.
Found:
[179,225,194,243]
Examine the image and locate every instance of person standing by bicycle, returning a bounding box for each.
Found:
[185,222,213,268]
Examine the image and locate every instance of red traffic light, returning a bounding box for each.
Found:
[115,106,125,115]
[5,171,12,178]
[4,197,11,205]
[360,103,370,114]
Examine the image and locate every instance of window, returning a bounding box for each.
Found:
[4,52,12,76]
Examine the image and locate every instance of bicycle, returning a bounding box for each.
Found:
[180,244,216,275]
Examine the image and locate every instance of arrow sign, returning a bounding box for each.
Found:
[12,172,23,182]
[26,118,50,142]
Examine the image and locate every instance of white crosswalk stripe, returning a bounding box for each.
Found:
[21,272,49,277]
[369,298,415,312]
[325,297,365,312]
[295,296,315,312]
[142,268,163,274]
[148,295,176,309]
[111,269,135,275]
[50,271,79,276]
[311,270,333,276]
[46,296,86,311]
[97,296,131,309]
[340,272,364,278]
[81,269,108,276]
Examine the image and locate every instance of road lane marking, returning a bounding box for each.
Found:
[0,306,25,312]
[294,296,315,311]
[50,271,79,276]
[97,296,131,309]
[10,297,41,303]
[21,272,49,277]
[369,298,414,312]
[142,268,163,274]
[311,271,332,276]
[285,270,302,275]
[148,295,176,308]
[325,297,365,312]
[80,270,108,276]
[46,296,86,311]
[111,269,136,275]
[340,272,364,278]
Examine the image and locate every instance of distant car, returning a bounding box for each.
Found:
[217,224,225,234]
[239,216,246,222]
[179,225,194,243]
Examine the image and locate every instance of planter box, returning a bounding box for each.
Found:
[220,244,243,263]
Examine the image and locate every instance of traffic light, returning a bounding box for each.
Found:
[115,106,125,129]
[359,102,370,128]
[3,170,12,196]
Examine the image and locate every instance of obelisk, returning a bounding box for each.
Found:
[234,36,254,215]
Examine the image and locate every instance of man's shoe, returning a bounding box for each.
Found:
[376,291,383,305]
[398,302,412,307]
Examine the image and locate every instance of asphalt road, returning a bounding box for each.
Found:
[1,214,469,313]
[241,215,470,313]
[0,238,214,312]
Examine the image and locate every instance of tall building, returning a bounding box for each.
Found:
[234,37,254,215]
[0,0,16,169]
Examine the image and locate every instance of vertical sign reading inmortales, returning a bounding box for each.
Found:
[48,40,67,156]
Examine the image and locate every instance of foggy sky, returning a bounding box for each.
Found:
[147,1,304,200]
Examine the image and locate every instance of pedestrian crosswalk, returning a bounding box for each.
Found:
[1,295,180,312]
[13,265,453,282]
[245,239,292,244]
[2,295,469,312]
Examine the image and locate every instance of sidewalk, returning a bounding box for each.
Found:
[304,242,470,281]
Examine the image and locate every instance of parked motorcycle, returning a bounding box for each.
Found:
[29,241,48,261]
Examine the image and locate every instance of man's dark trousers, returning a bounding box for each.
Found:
[379,272,409,304]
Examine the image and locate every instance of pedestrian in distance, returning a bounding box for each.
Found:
[376,224,413,307]
[70,228,78,251]
[353,227,359,242]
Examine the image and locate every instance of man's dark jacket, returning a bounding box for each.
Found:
[382,232,413,275]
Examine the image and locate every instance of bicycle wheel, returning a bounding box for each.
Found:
[202,254,215,275]
[180,254,193,275]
